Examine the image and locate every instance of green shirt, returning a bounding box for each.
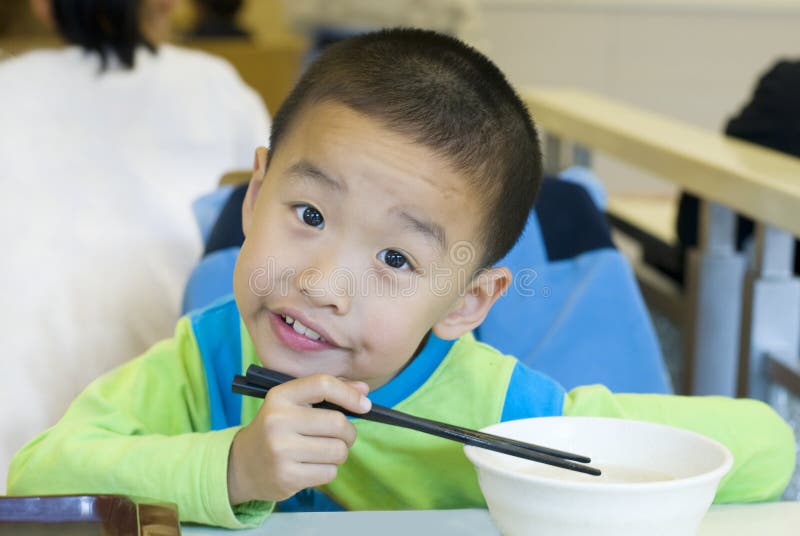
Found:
[7,298,795,528]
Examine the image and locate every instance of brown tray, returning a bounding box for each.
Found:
[0,494,180,535]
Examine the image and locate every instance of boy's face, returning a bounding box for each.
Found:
[234,102,510,389]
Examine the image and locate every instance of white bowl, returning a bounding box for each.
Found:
[464,417,733,536]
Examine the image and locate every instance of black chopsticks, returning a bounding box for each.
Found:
[232,365,601,476]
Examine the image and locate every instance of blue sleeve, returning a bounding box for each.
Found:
[500,361,566,421]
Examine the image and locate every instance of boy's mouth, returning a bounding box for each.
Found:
[267,311,338,352]
[279,313,326,342]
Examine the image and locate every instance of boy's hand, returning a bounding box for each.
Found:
[227,373,372,505]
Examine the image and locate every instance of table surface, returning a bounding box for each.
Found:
[183,502,800,536]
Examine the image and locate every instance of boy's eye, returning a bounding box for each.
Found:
[294,204,324,229]
[379,249,412,271]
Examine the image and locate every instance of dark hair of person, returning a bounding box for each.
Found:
[193,0,243,19]
[268,28,542,269]
[51,0,154,70]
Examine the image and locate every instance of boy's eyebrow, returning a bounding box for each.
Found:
[395,210,447,253]
[286,160,347,192]
[287,159,445,252]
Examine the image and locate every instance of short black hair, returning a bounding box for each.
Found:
[51,0,154,70]
[268,28,542,268]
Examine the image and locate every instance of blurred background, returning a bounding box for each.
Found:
[4,0,799,194]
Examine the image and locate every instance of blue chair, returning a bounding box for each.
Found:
[475,179,671,393]
[183,177,672,394]
[182,246,240,314]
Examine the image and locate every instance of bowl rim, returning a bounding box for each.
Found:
[464,416,734,493]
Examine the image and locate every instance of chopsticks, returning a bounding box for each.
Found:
[232,365,601,476]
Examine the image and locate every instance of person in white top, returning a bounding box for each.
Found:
[0,0,270,491]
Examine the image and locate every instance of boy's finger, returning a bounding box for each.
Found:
[291,437,350,466]
[343,379,370,396]
[274,374,372,414]
[291,406,358,446]
[290,463,339,490]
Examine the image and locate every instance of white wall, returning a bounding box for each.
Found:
[479,0,800,193]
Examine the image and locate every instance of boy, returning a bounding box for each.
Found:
[8,29,795,528]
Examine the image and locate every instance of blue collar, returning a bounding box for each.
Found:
[369,331,455,408]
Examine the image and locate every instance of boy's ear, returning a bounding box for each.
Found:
[242,146,269,238]
[432,267,512,340]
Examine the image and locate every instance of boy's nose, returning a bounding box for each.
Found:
[296,261,354,315]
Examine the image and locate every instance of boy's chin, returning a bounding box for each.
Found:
[256,345,345,379]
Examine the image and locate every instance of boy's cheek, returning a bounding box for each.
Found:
[367,305,433,348]
[233,251,274,306]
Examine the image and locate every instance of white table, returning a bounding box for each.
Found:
[183,502,800,535]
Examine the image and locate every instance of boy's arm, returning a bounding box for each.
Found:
[6,317,273,529]
[563,385,796,503]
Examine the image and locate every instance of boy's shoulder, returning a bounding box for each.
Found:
[450,331,515,361]
[410,333,519,399]
[447,333,552,382]
[390,332,565,426]
[444,333,567,420]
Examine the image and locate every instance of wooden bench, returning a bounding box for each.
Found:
[524,88,800,399]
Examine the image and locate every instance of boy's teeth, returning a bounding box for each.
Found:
[289,317,323,341]
[304,327,322,341]
[284,315,294,325]
[292,319,307,335]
